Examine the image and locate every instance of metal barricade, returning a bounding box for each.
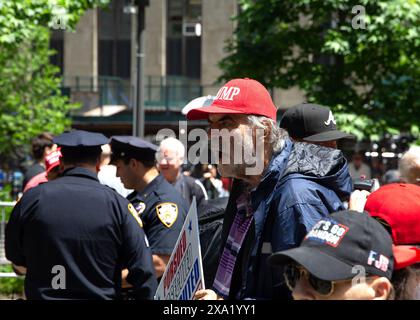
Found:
[0,201,19,278]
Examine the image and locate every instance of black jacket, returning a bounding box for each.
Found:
[6,167,157,300]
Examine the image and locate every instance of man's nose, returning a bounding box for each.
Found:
[292,278,316,300]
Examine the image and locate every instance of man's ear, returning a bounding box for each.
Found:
[261,119,271,139]
[95,159,101,173]
[128,158,139,169]
[130,158,142,171]
[370,277,393,300]
[59,161,65,172]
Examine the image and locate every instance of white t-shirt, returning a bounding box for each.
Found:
[98,165,132,197]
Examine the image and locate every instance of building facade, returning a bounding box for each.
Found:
[51,0,304,137]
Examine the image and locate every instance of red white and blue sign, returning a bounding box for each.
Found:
[154,198,205,300]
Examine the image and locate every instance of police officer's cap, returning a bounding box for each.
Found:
[54,130,109,147]
[54,130,109,160]
[110,136,158,163]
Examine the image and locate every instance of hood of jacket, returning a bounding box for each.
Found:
[257,139,352,201]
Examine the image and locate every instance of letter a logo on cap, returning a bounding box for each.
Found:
[215,86,241,101]
[324,111,336,126]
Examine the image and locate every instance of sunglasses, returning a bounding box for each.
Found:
[284,264,339,296]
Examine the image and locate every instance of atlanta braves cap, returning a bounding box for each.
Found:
[280,103,354,142]
[268,210,394,281]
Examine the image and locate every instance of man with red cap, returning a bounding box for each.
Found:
[365,183,420,299]
[23,148,62,192]
[190,78,352,300]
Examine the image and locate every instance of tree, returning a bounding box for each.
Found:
[0,0,110,167]
[220,0,420,141]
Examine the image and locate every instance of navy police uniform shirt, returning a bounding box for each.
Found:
[5,167,157,300]
[127,174,189,256]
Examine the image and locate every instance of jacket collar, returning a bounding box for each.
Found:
[250,138,293,209]
[247,138,293,266]
[62,167,99,181]
[135,174,164,199]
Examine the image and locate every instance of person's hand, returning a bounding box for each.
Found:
[349,190,371,212]
[194,289,223,300]
[12,264,26,276]
[203,172,212,179]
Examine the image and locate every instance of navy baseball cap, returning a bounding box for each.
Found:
[268,211,395,281]
[280,103,354,142]
[110,136,158,163]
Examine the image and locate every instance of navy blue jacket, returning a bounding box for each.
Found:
[6,167,157,300]
[127,174,188,256]
[218,139,353,299]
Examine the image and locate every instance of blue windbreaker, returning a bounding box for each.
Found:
[217,139,353,299]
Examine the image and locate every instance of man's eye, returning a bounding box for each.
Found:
[225,121,238,129]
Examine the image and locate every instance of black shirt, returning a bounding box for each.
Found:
[6,167,157,300]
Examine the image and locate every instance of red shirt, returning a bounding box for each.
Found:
[23,172,47,192]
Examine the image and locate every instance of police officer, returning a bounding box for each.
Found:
[5,130,157,300]
[110,136,188,279]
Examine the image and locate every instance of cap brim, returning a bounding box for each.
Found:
[186,104,245,120]
[303,130,355,142]
[182,96,215,115]
[393,245,420,270]
[268,246,355,281]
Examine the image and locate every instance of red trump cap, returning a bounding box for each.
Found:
[186,78,277,121]
[365,183,420,269]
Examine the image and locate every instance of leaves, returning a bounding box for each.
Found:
[0,0,110,166]
[220,0,420,140]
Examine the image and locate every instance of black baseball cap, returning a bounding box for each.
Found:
[110,136,158,163]
[268,211,395,281]
[280,103,354,142]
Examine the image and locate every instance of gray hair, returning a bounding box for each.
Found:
[157,137,185,161]
[399,146,420,184]
[247,115,288,154]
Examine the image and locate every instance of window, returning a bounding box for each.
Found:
[166,0,202,79]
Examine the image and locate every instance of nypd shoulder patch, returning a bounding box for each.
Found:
[156,202,178,228]
[128,203,143,228]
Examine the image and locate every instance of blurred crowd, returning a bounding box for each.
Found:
[1,78,420,301]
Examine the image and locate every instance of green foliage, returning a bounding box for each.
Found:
[0,184,15,221]
[0,27,78,162]
[0,265,24,298]
[0,0,110,46]
[0,189,22,297]
[0,0,110,165]
[220,0,420,140]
